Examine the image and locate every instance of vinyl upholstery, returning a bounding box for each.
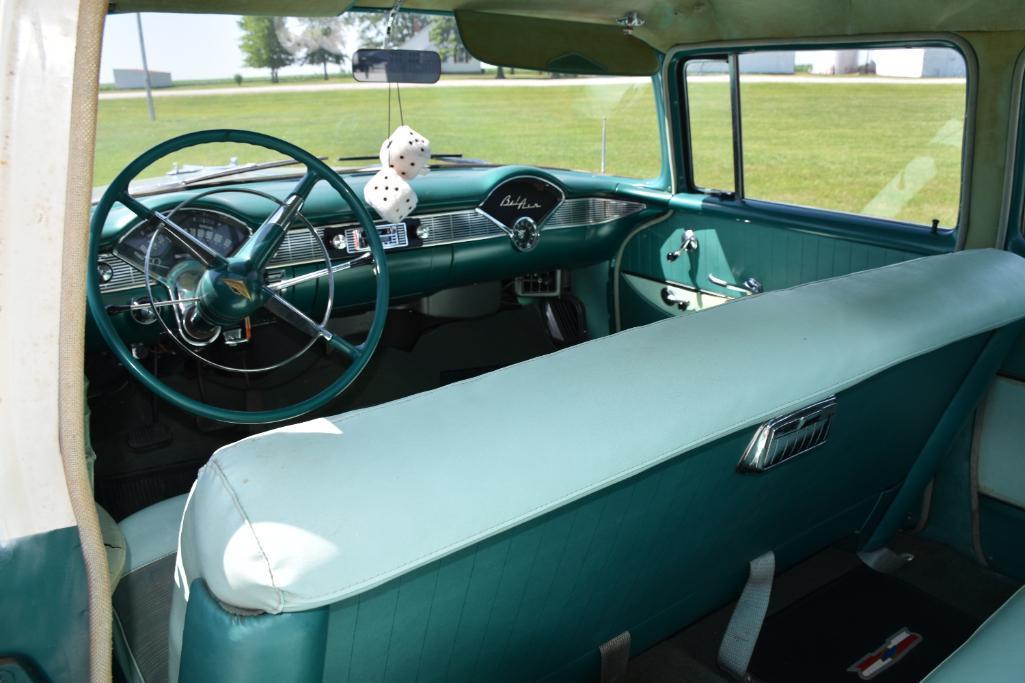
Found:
[167,250,1025,681]
[924,585,1025,682]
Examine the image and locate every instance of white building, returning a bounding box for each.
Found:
[804,49,864,74]
[399,29,481,74]
[870,48,966,78]
[689,51,796,74]
[112,68,172,89]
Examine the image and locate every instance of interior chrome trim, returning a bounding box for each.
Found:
[98,197,646,293]
[738,396,837,473]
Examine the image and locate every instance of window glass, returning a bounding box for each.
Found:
[737,47,966,227]
[684,59,735,193]
[94,12,663,186]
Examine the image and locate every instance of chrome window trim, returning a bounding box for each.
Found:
[661,32,978,244]
[98,198,646,293]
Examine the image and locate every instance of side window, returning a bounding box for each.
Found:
[682,46,968,229]
[684,58,735,195]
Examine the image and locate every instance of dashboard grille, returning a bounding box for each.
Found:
[547,199,645,228]
[270,226,326,266]
[98,253,148,291]
[98,197,645,293]
[421,210,501,244]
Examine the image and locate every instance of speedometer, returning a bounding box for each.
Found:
[113,208,251,279]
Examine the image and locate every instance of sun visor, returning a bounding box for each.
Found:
[108,1,350,15]
[455,11,660,77]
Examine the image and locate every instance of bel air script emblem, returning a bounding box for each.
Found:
[499,195,542,211]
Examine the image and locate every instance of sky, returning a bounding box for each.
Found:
[99,13,347,83]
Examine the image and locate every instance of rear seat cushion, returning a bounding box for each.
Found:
[179,249,1025,615]
[924,585,1025,682]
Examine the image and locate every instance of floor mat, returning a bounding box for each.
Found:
[749,566,979,683]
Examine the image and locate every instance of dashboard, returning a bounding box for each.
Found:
[91,166,655,348]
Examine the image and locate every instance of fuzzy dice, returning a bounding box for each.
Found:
[379,125,431,180]
[363,126,431,224]
[362,168,418,223]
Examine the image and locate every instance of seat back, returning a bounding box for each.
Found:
[171,250,1025,683]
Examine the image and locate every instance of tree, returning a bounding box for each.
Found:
[296,18,346,79]
[352,12,426,49]
[238,16,293,83]
[429,17,502,78]
[428,17,466,63]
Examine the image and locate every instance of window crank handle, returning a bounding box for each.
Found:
[666,229,699,261]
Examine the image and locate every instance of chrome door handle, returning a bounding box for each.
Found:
[666,229,699,261]
[708,274,763,295]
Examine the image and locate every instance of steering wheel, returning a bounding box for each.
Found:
[87,129,390,424]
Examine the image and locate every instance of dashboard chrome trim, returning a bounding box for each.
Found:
[98,197,646,293]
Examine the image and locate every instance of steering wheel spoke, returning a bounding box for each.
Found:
[261,288,360,361]
[326,334,361,360]
[267,253,372,292]
[235,170,321,271]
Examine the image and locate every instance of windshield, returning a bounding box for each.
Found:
[95,12,663,187]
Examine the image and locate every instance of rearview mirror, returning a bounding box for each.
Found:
[351,49,442,84]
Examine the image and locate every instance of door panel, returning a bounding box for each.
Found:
[617,197,947,329]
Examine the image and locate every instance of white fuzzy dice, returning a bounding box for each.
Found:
[363,168,418,223]
[364,126,431,224]
[379,125,431,180]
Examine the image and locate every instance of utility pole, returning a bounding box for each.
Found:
[136,13,156,121]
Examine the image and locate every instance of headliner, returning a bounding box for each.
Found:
[108,0,1025,53]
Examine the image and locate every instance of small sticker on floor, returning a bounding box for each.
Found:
[847,628,923,680]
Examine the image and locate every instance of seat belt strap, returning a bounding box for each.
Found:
[599,630,631,683]
[718,551,775,681]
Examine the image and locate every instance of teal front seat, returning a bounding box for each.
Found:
[123,250,1025,682]
[924,586,1025,682]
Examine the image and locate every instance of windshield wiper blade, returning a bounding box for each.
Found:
[335,153,502,170]
[181,157,327,187]
[335,153,465,163]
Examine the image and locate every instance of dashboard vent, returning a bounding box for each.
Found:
[515,271,562,297]
[738,397,837,473]
[269,226,325,267]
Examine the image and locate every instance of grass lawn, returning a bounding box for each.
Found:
[95,82,660,185]
[690,81,965,226]
[95,79,965,226]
